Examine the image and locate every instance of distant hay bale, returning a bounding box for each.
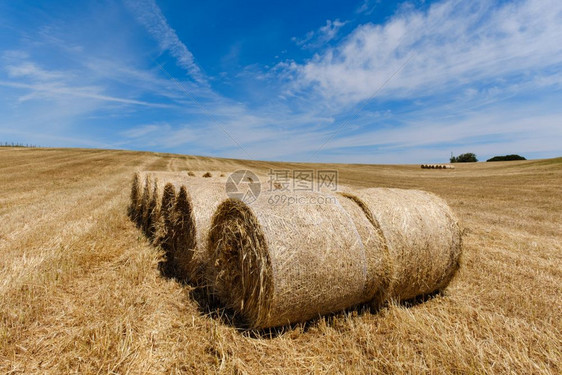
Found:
[202,172,212,178]
[128,172,143,223]
[340,188,462,302]
[206,192,373,329]
[421,164,454,170]
[188,171,196,177]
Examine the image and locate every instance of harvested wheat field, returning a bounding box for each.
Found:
[1,147,561,374]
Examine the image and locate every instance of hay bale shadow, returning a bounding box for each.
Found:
[398,289,443,308]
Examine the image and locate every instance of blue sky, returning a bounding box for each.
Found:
[1,0,561,163]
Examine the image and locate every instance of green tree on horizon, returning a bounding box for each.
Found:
[450,153,478,163]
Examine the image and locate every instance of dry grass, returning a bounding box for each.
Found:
[0,148,560,374]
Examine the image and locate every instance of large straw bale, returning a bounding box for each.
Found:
[144,171,228,284]
[337,194,391,308]
[206,192,372,328]
[169,186,196,280]
[128,172,143,223]
[140,174,153,232]
[147,178,162,239]
[341,187,462,302]
[178,181,228,285]
[154,182,176,255]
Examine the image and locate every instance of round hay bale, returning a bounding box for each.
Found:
[170,186,197,280]
[147,178,162,240]
[337,193,391,309]
[140,174,153,232]
[155,182,176,252]
[144,172,229,285]
[340,188,462,302]
[129,172,143,223]
[178,181,228,285]
[206,192,371,329]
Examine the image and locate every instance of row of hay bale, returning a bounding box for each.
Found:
[129,171,462,329]
[421,164,455,169]
[128,171,227,284]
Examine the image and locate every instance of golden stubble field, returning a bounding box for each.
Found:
[0,147,560,374]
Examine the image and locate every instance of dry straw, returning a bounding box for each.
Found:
[155,182,177,256]
[337,194,390,309]
[340,187,462,302]
[140,174,153,231]
[169,186,196,280]
[128,172,143,224]
[178,180,228,285]
[142,171,229,284]
[206,192,372,329]
[207,187,461,328]
[147,178,161,240]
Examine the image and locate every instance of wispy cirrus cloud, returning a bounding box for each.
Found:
[356,0,380,15]
[0,80,173,107]
[123,0,206,85]
[292,19,348,49]
[5,62,67,81]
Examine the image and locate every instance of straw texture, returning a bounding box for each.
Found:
[206,193,371,328]
[341,187,462,302]
[143,171,228,284]
[155,182,177,259]
[140,174,153,232]
[128,172,142,224]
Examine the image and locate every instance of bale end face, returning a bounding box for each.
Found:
[207,198,273,328]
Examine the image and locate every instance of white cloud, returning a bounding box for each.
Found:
[5,62,67,81]
[356,0,379,15]
[124,0,206,85]
[288,0,562,105]
[293,19,348,49]
[121,123,168,138]
[0,80,172,108]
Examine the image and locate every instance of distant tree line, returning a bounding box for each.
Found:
[0,142,38,148]
[486,154,526,162]
[450,152,478,163]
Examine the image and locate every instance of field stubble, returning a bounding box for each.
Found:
[0,148,560,374]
